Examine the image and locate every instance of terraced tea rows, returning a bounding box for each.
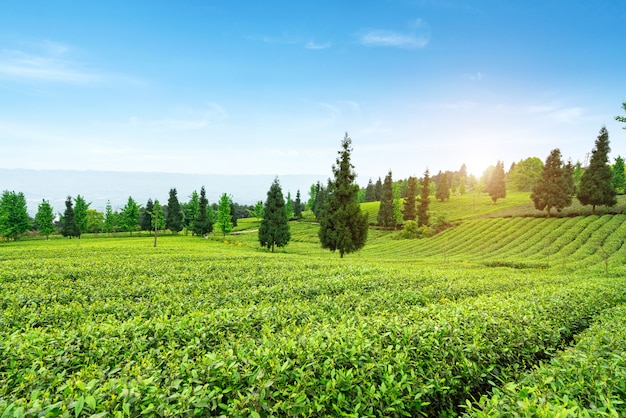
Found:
[1,225,626,416]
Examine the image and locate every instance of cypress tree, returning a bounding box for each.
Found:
[364,178,376,202]
[318,133,368,258]
[294,189,302,219]
[259,178,291,252]
[195,186,212,236]
[166,188,183,232]
[435,170,451,202]
[418,169,430,227]
[141,199,154,231]
[374,177,383,201]
[530,149,575,217]
[403,176,417,221]
[578,126,617,213]
[377,170,396,228]
[487,161,507,203]
[61,196,80,238]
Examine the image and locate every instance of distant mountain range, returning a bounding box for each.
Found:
[1,169,327,215]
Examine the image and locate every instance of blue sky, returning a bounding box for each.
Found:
[1,0,625,183]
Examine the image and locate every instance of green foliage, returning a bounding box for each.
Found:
[2,236,626,416]
[611,155,625,194]
[318,133,368,257]
[194,186,213,236]
[151,199,166,231]
[294,190,303,219]
[578,126,617,213]
[166,188,183,233]
[217,193,233,238]
[468,304,626,416]
[0,190,31,241]
[35,199,55,239]
[141,199,154,231]
[61,195,80,238]
[418,169,430,227]
[184,190,200,233]
[531,149,575,217]
[74,195,91,237]
[435,170,451,202]
[402,177,417,221]
[120,196,140,236]
[377,170,396,228]
[284,191,294,220]
[103,200,116,235]
[364,178,376,202]
[259,178,291,252]
[85,209,104,234]
[509,157,543,191]
[247,200,264,219]
[487,161,506,203]
[374,177,383,201]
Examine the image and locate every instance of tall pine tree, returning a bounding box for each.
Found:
[530,149,575,217]
[487,161,506,203]
[578,126,617,213]
[294,189,302,219]
[35,199,55,239]
[435,171,451,202]
[402,176,417,221]
[194,186,212,236]
[259,178,291,252]
[418,169,430,227]
[377,170,396,228]
[74,195,90,238]
[61,196,80,239]
[166,188,183,233]
[217,193,233,238]
[318,133,368,258]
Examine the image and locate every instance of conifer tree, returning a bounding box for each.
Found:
[141,199,154,231]
[217,193,233,238]
[364,178,376,202]
[578,126,617,213]
[74,195,90,238]
[611,156,625,194]
[194,186,212,236]
[377,170,396,228]
[318,133,368,258]
[103,200,115,235]
[185,190,200,234]
[435,170,451,202]
[374,177,383,201]
[418,169,430,227]
[487,161,506,203]
[259,178,291,252]
[166,188,183,233]
[35,199,55,239]
[530,149,575,217]
[294,190,302,219]
[403,176,417,221]
[285,191,294,220]
[61,196,80,238]
[120,196,139,236]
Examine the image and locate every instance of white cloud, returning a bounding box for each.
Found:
[525,103,585,124]
[305,40,332,50]
[0,39,111,84]
[358,19,430,49]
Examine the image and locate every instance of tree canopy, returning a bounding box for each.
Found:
[418,169,430,227]
[509,157,543,191]
[35,199,55,239]
[377,170,396,228]
[0,190,30,241]
[616,102,626,128]
[61,196,80,239]
[402,176,417,221]
[318,133,368,258]
[487,161,506,203]
[259,178,291,252]
[530,149,575,217]
[217,193,233,238]
[611,156,625,194]
[577,126,617,213]
[166,188,183,233]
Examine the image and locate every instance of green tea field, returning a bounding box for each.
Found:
[2,210,626,416]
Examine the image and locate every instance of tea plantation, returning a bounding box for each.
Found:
[2,207,626,416]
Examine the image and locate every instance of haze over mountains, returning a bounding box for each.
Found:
[1,169,326,215]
